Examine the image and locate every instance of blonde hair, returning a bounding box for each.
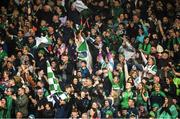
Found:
[110,89,119,99]
[153,83,161,89]
[129,70,138,77]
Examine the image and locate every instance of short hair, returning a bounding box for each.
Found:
[7,88,14,94]
[65,84,71,89]
[18,30,24,34]
[17,86,25,93]
[62,53,68,57]
[81,60,87,64]
[72,108,78,112]
[16,111,23,117]
[144,36,149,40]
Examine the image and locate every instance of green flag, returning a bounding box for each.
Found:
[77,41,88,60]
[76,38,92,69]
[47,60,62,95]
[78,40,87,52]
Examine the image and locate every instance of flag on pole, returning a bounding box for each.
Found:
[72,0,88,13]
[76,37,92,69]
[34,36,52,48]
[72,0,91,19]
[47,60,62,95]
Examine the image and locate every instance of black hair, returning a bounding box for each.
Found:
[81,60,87,64]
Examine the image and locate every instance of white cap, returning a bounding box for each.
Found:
[156,45,164,53]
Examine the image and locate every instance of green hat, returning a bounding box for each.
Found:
[149,111,155,117]
[111,50,116,55]
[38,50,45,55]
[106,110,113,116]
[152,103,159,108]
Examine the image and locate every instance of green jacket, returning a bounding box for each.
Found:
[0,107,7,119]
[120,90,135,109]
[136,91,149,107]
[0,50,7,61]
[6,96,13,118]
[138,43,151,55]
[173,77,180,96]
[108,70,125,90]
[158,105,178,119]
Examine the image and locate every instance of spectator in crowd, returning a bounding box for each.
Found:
[16,111,23,119]
[12,87,29,117]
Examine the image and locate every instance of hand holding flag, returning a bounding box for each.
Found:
[47,60,62,95]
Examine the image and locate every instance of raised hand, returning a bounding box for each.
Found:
[106,47,109,53]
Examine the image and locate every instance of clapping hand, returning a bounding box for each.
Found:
[106,47,109,53]
[11,94,17,100]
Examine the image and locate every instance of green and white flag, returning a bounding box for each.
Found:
[47,60,62,95]
[76,36,92,69]
[35,36,52,48]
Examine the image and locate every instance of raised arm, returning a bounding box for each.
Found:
[158,20,166,39]
[172,68,180,77]
[108,70,114,84]
[125,40,136,52]
[98,48,106,69]
[119,70,125,90]
[124,60,130,82]
[106,47,114,71]
[140,20,148,36]
[140,51,148,64]
[139,43,151,55]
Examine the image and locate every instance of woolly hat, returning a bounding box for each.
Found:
[111,50,116,55]
[38,49,45,55]
[152,103,159,108]
[156,44,164,53]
